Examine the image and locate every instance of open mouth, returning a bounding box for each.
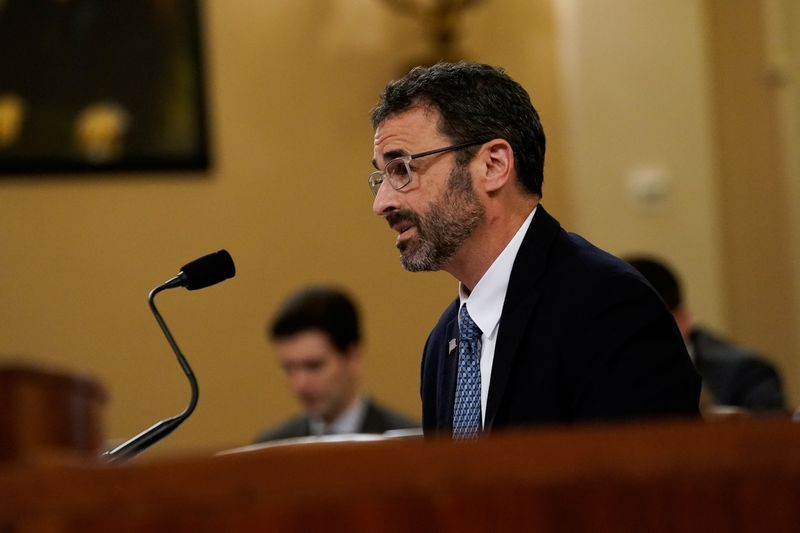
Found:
[394,222,418,246]
[386,211,419,244]
[394,221,414,236]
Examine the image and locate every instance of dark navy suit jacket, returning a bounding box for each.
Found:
[421,206,701,435]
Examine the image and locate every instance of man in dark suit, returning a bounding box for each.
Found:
[626,256,786,413]
[254,286,417,443]
[368,62,700,438]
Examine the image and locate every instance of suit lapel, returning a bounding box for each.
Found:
[437,316,460,432]
[484,205,561,430]
[360,400,383,433]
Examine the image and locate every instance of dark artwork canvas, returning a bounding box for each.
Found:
[0,0,209,174]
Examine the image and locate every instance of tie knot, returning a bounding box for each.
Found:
[459,304,482,345]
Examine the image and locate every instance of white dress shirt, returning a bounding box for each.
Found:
[458,206,536,426]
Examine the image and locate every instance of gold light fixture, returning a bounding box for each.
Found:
[382,0,484,68]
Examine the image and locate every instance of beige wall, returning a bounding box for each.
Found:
[553,0,726,331]
[708,0,800,404]
[553,0,800,406]
[0,0,797,458]
[763,0,800,409]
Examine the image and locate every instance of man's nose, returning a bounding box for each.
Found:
[289,371,311,393]
[372,180,400,216]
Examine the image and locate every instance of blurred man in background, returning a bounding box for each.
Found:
[254,286,417,443]
[626,256,786,413]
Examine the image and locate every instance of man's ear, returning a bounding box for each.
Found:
[477,139,514,193]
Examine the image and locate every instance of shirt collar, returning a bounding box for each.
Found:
[309,395,367,436]
[459,206,537,338]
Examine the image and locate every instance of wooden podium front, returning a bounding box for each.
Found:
[1,419,799,532]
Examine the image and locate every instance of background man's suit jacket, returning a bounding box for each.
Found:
[421,206,701,434]
[691,326,786,412]
[254,399,418,443]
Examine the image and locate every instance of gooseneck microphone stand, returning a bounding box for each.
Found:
[103,276,198,463]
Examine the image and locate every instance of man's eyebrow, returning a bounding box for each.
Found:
[372,148,408,170]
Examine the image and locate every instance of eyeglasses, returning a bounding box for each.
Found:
[368,140,486,197]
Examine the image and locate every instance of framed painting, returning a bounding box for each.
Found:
[0,0,210,174]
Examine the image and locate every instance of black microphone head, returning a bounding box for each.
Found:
[179,249,236,290]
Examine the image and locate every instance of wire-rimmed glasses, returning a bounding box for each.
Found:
[368,140,486,197]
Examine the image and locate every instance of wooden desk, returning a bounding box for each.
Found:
[1,418,799,532]
[0,364,106,462]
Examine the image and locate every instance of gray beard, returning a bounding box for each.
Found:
[398,164,485,272]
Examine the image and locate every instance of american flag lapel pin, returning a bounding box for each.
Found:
[448,338,457,354]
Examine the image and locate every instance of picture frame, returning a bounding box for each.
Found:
[0,0,210,174]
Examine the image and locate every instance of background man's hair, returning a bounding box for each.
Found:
[269,286,360,353]
[625,256,683,311]
[370,61,546,196]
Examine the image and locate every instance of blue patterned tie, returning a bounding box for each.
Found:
[453,304,482,439]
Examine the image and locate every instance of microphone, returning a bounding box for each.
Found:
[162,249,236,291]
[103,250,236,463]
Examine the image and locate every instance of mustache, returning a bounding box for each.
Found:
[385,209,421,229]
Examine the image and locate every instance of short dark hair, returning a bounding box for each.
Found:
[625,256,683,311]
[269,286,360,353]
[370,62,546,196]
